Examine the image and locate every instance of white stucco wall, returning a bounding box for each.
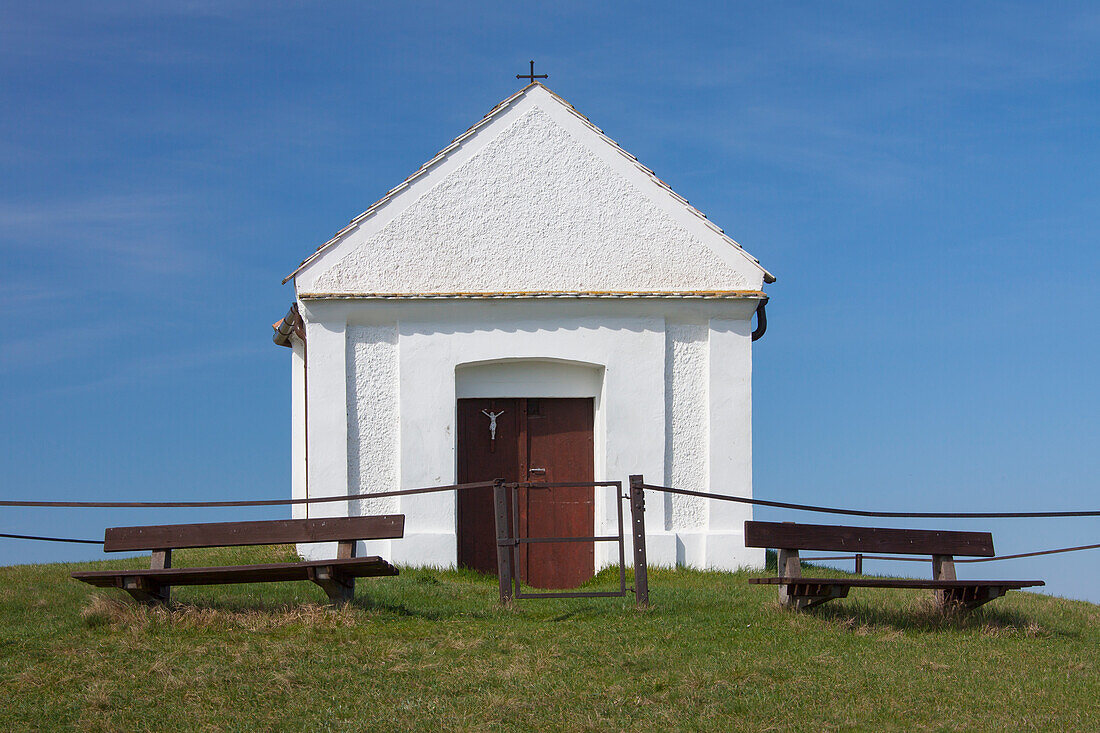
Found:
[296,298,764,572]
[294,85,768,295]
[290,338,307,521]
[665,322,709,533]
[347,325,399,516]
[313,107,752,294]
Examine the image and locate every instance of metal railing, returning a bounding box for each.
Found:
[493,479,636,602]
[5,473,1097,612]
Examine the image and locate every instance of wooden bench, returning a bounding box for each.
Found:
[745,521,1044,611]
[72,515,404,605]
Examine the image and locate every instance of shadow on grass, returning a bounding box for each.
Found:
[79,593,362,630]
[76,564,636,625]
[346,594,497,621]
[79,592,507,630]
[758,550,1073,637]
[81,591,635,626]
[801,596,1066,637]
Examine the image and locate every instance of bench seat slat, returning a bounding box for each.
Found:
[745,521,995,557]
[103,516,405,552]
[71,556,398,588]
[748,577,1044,589]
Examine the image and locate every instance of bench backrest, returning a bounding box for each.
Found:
[744,521,994,557]
[103,515,405,552]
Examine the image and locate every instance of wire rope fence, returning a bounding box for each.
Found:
[2,475,1096,607]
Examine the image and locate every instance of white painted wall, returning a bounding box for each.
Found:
[347,325,399,517]
[665,322,709,529]
[706,318,763,569]
[299,317,351,560]
[294,85,767,295]
[290,337,307,521]
[295,298,763,572]
[456,360,603,399]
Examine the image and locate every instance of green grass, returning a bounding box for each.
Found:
[1,546,1097,731]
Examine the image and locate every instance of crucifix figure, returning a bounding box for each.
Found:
[482,409,505,452]
[481,409,504,440]
[516,60,548,84]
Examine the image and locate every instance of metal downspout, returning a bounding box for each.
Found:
[751,299,768,342]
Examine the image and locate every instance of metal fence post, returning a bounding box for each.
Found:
[492,479,514,605]
[628,474,649,609]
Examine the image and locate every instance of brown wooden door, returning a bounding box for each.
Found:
[457,397,595,589]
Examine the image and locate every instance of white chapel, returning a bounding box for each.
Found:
[274,82,774,587]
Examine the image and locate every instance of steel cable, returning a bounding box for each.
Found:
[802,543,1100,565]
[0,480,497,509]
[0,532,103,545]
[641,483,1100,519]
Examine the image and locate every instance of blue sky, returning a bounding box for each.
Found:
[2,2,1098,602]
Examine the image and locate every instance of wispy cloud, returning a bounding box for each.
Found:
[0,322,132,373]
[596,5,1100,197]
[0,193,202,275]
[2,342,271,400]
[574,10,1095,105]
[1,282,76,309]
[0,193,177,229]
[0,2,260,66]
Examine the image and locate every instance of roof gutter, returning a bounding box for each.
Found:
[273,304,303,347]
[751,298,768,342]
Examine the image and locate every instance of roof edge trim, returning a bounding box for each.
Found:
[299,290,768,301]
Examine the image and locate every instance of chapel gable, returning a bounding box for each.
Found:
[290,84,771,295]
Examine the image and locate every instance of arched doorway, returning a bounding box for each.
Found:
[455,360,601,589]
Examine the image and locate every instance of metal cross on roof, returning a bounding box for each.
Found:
[516,60,548,84]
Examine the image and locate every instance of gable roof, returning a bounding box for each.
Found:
[285,83,774,289]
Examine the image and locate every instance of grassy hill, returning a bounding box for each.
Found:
[1,546,1096,731]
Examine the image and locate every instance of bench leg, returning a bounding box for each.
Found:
[776,548,802,608]
[932,554,957,607]
[775,549,847,609]
[781,582,849,610]
[940,585,1007,612]
[119,576,170,606]
[308,566,355,605]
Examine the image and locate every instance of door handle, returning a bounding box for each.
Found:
[528,468,546,475]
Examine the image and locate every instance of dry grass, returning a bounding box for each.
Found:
[80,593,363,632]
